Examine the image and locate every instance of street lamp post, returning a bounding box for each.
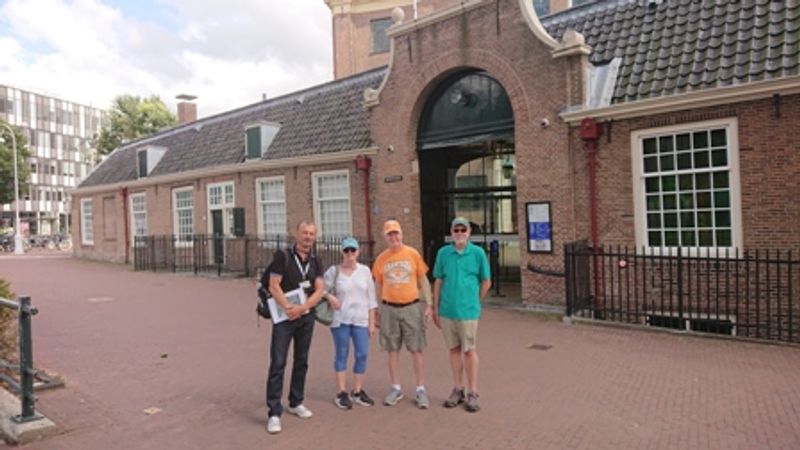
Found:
[0,123,24,254]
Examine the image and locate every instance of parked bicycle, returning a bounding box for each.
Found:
[28,235,51,250]
[0,233,30,253]
[50,233,72,251]
[0,234,12,252]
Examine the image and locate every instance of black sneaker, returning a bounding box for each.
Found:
[334,391,353,409]
[465,392,480,413]
[351,389,375,406]
[444,387,465,408]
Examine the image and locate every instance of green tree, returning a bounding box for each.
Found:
[96,94,177,156]
[0,120,31,205]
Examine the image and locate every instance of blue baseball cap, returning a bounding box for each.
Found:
[341,237,359,250]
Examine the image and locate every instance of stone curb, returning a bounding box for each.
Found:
[0,388,56,445]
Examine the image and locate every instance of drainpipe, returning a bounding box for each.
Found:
[580,118,602,309]
[121,186,129,264]
[355,155,373,253]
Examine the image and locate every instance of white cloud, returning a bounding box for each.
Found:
[0,0,333,116]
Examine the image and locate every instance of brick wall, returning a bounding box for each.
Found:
[331,0,462,78]
[569,95,800,253]
[71,157,374,264]
[369,0,580,304]
[329,0,579,79]
[367,0,800,305]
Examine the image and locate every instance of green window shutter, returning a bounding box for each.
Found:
[246,127,262,159]
[137,150,148,178]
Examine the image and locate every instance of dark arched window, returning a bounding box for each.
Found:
[418,71,513,148]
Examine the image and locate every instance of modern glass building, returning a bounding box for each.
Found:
[0,84,105,236]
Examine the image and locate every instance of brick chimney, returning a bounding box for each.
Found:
[176,94,197,124]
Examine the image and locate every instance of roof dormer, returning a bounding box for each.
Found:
[245,121,280,160]
[136,145,167,178]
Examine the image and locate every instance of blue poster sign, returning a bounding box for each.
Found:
[526,202,552,253]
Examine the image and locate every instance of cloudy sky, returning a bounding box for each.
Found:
[0,0,333,118]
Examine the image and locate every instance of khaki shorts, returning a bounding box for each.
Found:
[379,301,427,353]
[440,318,478,352]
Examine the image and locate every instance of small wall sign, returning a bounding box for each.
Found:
[526,201,553,253]
[384,175,403,183]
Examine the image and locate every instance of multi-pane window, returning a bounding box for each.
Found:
[173,187,194,243]
[208,183,233,207]
[634,120,739,251]
[533,0,550,16]
[370,18,392,53]
[256,177,286,237]
[130,193,147,243]
[81,198,93,245]
[313,171,351,237]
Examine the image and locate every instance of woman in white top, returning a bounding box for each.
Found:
[323,237,378,409]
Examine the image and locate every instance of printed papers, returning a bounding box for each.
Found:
[267,288,307,324]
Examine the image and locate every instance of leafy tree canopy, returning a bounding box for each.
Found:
[96,94,177,156]
[0,120,31,205]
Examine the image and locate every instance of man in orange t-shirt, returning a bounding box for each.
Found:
[372,219,433,409]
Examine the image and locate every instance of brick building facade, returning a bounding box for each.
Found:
[71,0,800,308]
[323,0,580,79]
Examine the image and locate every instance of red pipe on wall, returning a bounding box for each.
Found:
[580,118,602,309]
[121,186,129,264]
[586,141,600,255]
[355,155,373,251]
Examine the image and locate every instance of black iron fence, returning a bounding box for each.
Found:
[565,241,800,344]
[0,295,42,423]
[133,234,375,277]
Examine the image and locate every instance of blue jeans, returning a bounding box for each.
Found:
[331,324,369,374]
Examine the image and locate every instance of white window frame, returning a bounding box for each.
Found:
[312,170,352,238]
[80,197,93,245]
[172,186,194,246]
[206,181,235,236]
[129,192,147,246]
[631,118,743,256]
[255,176,287,237]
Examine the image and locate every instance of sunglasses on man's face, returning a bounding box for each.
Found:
[343,248,358,253]
[452,227,468,234]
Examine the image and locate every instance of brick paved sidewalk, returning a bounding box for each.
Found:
[1,255,799,449]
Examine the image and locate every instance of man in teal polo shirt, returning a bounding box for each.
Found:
[432,217,491,413]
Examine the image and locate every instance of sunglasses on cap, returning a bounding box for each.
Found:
[342,247,358,253]
[452,227,468,233]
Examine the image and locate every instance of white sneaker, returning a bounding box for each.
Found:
[267,416,281,434]
[287,404,313,419]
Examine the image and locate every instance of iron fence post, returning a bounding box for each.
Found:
[244,236,250,277]
[564,243,572,317]
[217,234,222,277]
[150,237,156,272]
[13,296,40,423]
[677,246,684,326]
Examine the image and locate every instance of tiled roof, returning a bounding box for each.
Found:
[543,0,800,104]
[79,66,386,188]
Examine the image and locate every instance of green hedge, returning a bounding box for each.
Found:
[0,278,18,362]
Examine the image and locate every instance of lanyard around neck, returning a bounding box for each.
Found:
[293,252,310,279]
